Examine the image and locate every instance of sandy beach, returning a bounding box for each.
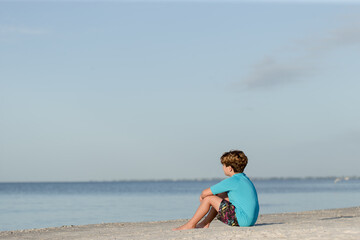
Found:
[1,206,359,240]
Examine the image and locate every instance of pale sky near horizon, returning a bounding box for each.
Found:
[1,1,360,182]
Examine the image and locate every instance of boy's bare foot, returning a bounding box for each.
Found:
[172,223,196,231]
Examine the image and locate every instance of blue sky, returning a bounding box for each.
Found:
[1,1,359,182]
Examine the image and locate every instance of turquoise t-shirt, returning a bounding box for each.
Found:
[210,173,259,226]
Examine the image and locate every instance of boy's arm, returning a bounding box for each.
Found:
[199,188,213,201]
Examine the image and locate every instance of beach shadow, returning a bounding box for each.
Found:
[255,222,284,226]
[321,216,354,221]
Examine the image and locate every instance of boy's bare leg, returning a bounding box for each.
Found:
[196,193,229,228]
[196,207,217,228]
[173,195,222,231]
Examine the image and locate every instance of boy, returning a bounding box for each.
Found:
[173,150,259,230]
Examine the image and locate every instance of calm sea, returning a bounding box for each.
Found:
[1,177,360,231]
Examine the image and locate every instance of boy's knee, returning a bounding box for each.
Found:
[203,195,217,203]
[202,196,212,202]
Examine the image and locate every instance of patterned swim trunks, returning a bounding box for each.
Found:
[217,200,239,227]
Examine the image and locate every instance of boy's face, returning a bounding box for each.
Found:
[222,164,233,177]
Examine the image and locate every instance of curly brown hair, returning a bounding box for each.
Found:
[220,150,248,173]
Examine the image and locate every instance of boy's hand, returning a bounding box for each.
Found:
[199,188,213,202]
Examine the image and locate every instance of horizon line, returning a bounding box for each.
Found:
[1,175,359,183]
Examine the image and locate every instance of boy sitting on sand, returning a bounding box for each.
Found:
[174,150,259,230]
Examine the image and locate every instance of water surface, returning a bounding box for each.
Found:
[1,177,359,231]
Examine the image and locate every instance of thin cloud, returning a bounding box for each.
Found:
[308,25,360,54]
[243,57,316,89]
[240,23,360,90]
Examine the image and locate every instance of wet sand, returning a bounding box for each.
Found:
[1,206,359,240]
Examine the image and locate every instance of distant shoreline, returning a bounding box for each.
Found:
[1,175,360,184]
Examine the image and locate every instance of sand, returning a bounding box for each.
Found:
[1,206,359,240]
